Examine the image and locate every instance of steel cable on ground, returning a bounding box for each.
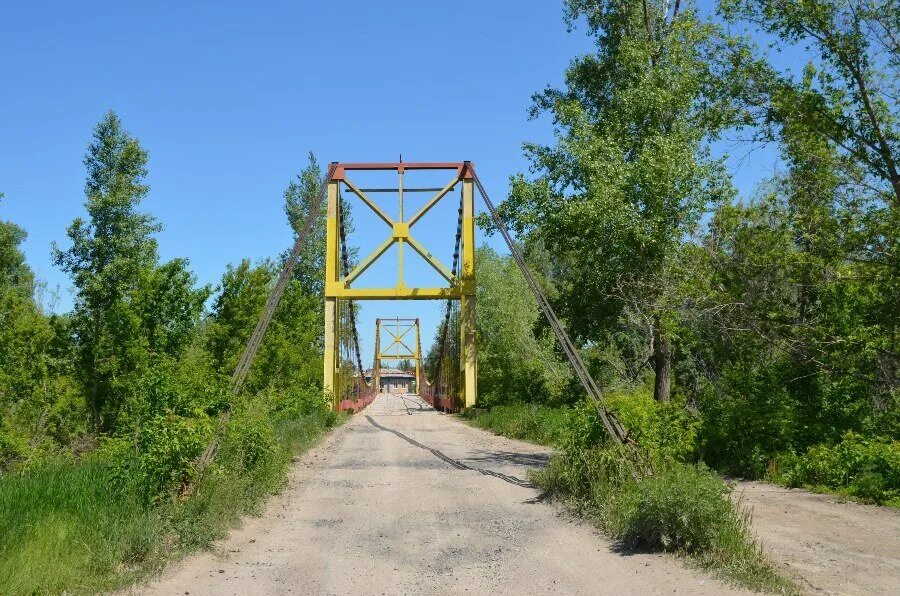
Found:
[470,167,633,449]
[196,164,335,473]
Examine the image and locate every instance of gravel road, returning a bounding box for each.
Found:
[134,394,741,595]
[736,480,900,595]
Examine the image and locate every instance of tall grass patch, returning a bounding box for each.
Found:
[532,403,796,593]
[0,458,164,594]
[463,403,569,446]
[0,388,339,595]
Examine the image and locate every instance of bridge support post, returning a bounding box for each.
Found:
[324,176,341,410]
[374,318,381,393]
[460,174,477,408]
[415,317,422,395]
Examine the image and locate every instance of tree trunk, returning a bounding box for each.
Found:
[90,363,101,434]
[653,319,672,402]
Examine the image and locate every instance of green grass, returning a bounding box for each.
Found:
[0,457,165,594]
[463,403,569,446]
[0,410,340,595]
[467,401,796,593]
[532,449,798,594]
[767,433,900,508]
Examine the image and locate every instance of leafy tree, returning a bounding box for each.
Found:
[53,112,207,433]
[283,152,327,295]
[206,259,274,376]
[1,194,83,466]
[721,0,899,208]
[495,0,740,400]
[475,246,570,406]
[207,155,327,394]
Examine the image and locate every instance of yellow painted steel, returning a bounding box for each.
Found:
[374,318,421,394]
[460,178,477,407]
[323,181,340,406]
[373,319,381,391]
[323,165,478,408]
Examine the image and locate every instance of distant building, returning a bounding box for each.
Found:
[364,368,416,394]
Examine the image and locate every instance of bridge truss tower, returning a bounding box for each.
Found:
[324,162,477,411]
[373,317,422,393]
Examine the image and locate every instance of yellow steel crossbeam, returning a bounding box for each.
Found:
[340,227,452,286]
[386,335,414,356]
[405,234,453,282]
[325,285,468,299]
[383,345,415,358]
[342,176,394,227]
[407,175,459,227]
[343,236,394,285]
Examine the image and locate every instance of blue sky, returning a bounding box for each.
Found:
[0,0,785,366]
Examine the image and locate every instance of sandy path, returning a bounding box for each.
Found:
[736,481,900,595]
[133,394,739,595]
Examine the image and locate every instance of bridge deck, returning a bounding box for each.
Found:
[137,394,743,594]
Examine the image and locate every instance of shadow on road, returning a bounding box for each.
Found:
[365,416,535,488]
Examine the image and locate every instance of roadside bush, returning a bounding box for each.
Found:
[101,411,213,503]
[268,385,330,421]
[774,432,900,505]
[616,462,735,552]
[531,405,793,592]
[699,363,797,478]
[605,386,699,462]
[225,415,278,471]
[463,403,569,446]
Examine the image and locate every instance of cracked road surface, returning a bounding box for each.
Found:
[135,393,742,595]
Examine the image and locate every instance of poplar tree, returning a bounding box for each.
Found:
[497,0,741,401]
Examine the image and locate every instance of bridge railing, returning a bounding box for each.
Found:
[420,381,460,413]
[336,371,377,414]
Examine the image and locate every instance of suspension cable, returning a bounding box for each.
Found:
[431,190,465,398]
[197,163,335,474]
[471,168,632,447]
[338,192,366,387]
[230,163,335,393]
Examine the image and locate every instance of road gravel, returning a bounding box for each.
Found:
[134,394,743,595]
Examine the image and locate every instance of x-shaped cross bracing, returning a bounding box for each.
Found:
[339,173,459,286]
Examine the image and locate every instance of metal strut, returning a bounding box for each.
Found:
[197,164,335,473]
[431,191,465,399]
[471,168,632,448]
[338,195,367,387]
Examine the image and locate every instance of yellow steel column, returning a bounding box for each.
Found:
[460,176,477,408]
[374,318,381,393]
[334,298,343,410]
[414,318,421,395]
[324,178,340,410]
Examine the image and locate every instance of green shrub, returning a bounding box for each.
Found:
[531,406,795,592]
[464,403,570,446]
[225,415,278,471]
[605,386,699,462]
[699,363,797,477]
[774,432,900,505]
[268,386,329,421]
[617,462,735,552]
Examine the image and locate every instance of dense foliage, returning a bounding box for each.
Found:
[460,0,898,507]
[0,115,334,592]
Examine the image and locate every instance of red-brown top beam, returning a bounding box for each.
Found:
[331,161,474,180]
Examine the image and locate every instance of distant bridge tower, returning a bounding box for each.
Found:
[373,318,422,394]
[323,162,477,410]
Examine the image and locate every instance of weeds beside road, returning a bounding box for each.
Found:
[0,407,339,595]
[465,400,797,593]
